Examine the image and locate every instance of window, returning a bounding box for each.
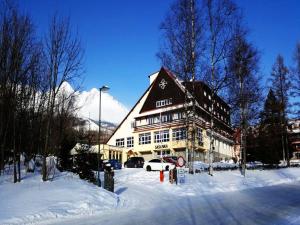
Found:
[116,138,124,147]
[208,95,211,100]
[139,132,151,145]
[173,112,183,120]
[154,130,169,143]
[147,117,155,125]
[197,128,203,145]
[131,121,136,128]
[147,116,160,125]
[172,128,187,140]
[204,91,207,96]
[149,159,161,163]
[156,150,170,156]
[127,137,134,147]
[204,103,207,109]
[161,114,172,123]
[156,98,172,108]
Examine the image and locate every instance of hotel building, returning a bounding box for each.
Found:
[107,67,234,163]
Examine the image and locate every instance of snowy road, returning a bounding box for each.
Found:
[45,181,300,225]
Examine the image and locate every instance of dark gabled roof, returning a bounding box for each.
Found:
[106,70,158,144]
[183,81,230,111]
[140,67,186,113]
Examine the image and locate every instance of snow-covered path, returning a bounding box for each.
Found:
[45,182,300,225]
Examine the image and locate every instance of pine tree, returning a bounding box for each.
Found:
[258,90,282,165]
[269,55,291,165]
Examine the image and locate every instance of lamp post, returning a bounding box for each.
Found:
[98,85,110,187]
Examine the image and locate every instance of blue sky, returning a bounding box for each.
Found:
[17,0,300,109]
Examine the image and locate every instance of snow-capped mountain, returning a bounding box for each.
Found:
[76,87,128,125]
[59,82,129,125]
[77,117,117,132]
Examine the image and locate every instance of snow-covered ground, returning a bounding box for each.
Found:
[0,171,121,225]
[1,167,300,225]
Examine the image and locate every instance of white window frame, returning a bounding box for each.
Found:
[139,132,151,145]
[197,128,203,144]
[172,128,187,141]
[156,98,172,108]
[154,130,169,143]
[116,138,124,147]
[161,114,172,123]
[127,137,134,147]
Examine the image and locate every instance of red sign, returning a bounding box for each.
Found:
[177,156,185,167]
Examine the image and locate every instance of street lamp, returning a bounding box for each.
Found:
[98,85,110,187]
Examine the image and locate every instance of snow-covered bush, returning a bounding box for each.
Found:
[72,147,96,184]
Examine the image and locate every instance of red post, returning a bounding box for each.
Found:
[160,170,164,182]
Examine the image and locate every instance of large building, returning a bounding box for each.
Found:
[107,67,234,163]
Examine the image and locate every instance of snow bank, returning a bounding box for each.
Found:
[0,171,122,225]
[193,161,238,171]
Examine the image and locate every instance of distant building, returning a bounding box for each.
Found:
[287,119,300,159]
[107,67,234,163]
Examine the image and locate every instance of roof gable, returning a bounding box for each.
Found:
[140,67,186,113]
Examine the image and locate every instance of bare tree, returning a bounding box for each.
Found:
[227,30,261,175]
[0,3,41,181]
[158,0,241,174]
[158,0,203,81]
[42,15,83,181]
[291,42,300,115]
[158,0,203,173]
[202,0,240,175]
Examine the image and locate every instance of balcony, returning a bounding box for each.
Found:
[134,118,186,132]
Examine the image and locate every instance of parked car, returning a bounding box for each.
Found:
[143,158,176,171]
[105,159,122,170]
[124,157,145,168]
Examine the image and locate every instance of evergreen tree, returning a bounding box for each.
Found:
[258,90,282,165]
[269,55,291,164]
[72,146,96,183]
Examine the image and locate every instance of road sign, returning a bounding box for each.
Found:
[177,156,185,167]
[177,168,185,184]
